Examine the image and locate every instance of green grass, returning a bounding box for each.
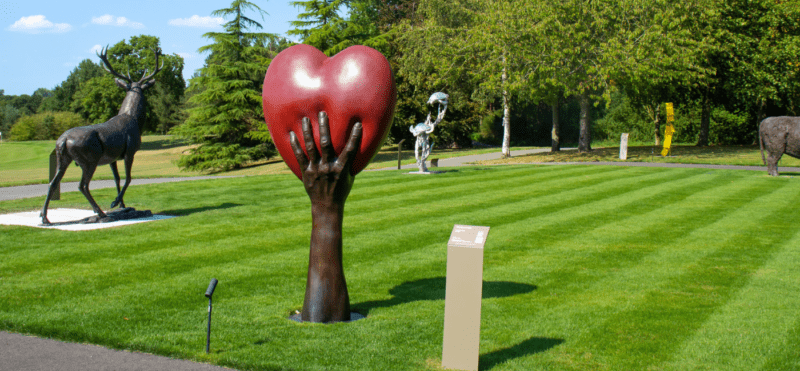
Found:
[0,136,537,187]
[0,136,207,187]
[2,165,799,370]
[481,144,800,168]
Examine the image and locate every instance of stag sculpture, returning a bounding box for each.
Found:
[40,46,162,225]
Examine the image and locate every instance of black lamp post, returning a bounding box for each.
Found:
[205,278,218,354]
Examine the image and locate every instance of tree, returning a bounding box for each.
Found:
[522,0,715,151]
[398,0,510,152]
[70,76,126,124]
[171,0,282,172]
[2,105,22,134]
[288,0,348,54]
[70,36,185,132]
[44,59,106,113]
[713,0,800,141]
[8,111,86,141]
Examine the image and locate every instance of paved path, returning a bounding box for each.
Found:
[376,147,558,170]
[518,161,800,173]
[376,147,800,173]
[0,176,238,202]
[1,148,796,371]
[0,331,233,371]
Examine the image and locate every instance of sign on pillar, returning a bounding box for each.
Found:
[662,103,675,157]
[442,224,490,371]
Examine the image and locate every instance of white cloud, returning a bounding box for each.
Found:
[91,14,145,28]
[8,15,72,33]
[176,52,197,60]
[89,45,103,54]
[168,15,224,28]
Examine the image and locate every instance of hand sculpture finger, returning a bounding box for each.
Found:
[290,131,309,172]
[301,117,319,166]
[317,111,336,164]
[334,122,362,174]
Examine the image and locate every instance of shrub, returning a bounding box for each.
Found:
[471,109,502,146]
[594,92,652,142]
[9,112,86,141]
[709,108,752,145]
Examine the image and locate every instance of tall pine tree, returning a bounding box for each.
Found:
[288,0,348,55]
[172,0,285,172]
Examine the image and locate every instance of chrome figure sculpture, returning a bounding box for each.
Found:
[409,92,448,173]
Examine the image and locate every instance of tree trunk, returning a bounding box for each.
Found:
[551,98,560,152]
[697,85,711,147]
[501,53,511,158]
[754,98,767,145]
[649,104,662,146]
[578,92,592,152]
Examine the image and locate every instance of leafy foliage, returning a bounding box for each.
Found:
[8,112,86,141]
[70,36,186,133]
[40,60,105,113]
[288,0,349,54]
[171,0,283,172]
[70,76,126,124]
[4,0,799,151]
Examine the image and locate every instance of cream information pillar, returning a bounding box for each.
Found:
[442,224,490,371]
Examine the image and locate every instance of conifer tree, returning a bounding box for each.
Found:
[172,0,285,172]
[288,0,348,55]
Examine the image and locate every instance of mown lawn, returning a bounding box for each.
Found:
[0,136,536,187]
[1,165,799,370]
[480,144,800,168]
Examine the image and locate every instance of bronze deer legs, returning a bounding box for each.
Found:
[109,162,125,208]
[76,162,107,220]
[40,154,69,225]
[108,158,135,209]
[40,152,108,224]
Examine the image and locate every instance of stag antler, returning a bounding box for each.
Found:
[97,45,132,83]
[138,47,163,84]
[97,46,164,84]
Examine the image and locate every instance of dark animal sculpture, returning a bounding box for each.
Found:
[759,116,800,176]
[40,46,162,224]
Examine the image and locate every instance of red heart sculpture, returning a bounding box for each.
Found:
[262,44,397,179]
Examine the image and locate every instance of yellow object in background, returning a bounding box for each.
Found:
[662,103,675,156]
[665,103,674,123]
[661,124,675,156]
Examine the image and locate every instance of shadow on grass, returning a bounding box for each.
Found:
[479,337,564,370]
[353,277,536,315]
[160,202,242,216]
[139,138,191,151]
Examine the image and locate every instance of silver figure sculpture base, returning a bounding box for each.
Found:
[409,92,448,173]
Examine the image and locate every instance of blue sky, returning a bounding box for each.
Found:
[0,0,303,96]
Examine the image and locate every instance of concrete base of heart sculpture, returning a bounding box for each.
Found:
[288,312,365,323]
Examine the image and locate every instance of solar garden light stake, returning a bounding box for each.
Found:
[205,278,218,354]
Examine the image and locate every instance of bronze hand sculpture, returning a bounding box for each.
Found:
[290,111,362,323]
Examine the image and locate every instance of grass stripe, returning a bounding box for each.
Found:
[664,227,800,370]
[470,173,774,369]
[554,177,799,369]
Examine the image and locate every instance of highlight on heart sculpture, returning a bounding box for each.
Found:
[263,44,397,179]
[262,44,397,323]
